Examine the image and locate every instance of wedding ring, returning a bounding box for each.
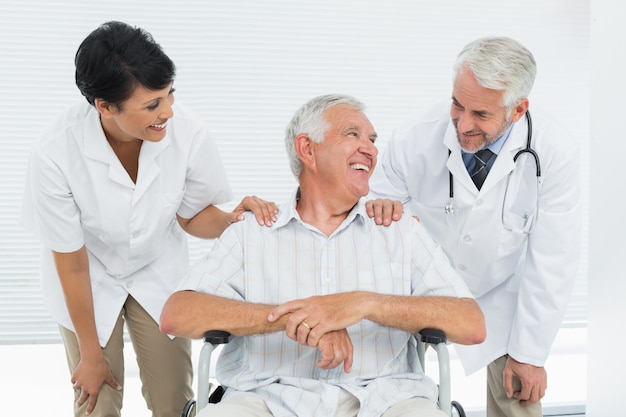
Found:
[301,322,311,330]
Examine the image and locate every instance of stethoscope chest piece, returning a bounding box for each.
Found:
[444,199,457,215]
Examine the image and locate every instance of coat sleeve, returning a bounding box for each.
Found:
[507,119,582,366]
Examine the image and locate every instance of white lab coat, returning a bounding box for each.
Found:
[369,100,582,374]
[22,101,232,346]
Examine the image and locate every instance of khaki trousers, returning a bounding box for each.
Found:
[60,295,193,417]
[486,355,542,417]
[198,389,446,417]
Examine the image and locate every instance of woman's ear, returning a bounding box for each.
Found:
[94,98,117,119]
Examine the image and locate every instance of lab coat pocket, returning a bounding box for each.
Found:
[158,189,186,239]
[161,189,186,219]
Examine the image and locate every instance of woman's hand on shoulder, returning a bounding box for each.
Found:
[231,195,278,227]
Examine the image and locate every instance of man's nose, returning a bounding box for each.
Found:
[456,112,479,133]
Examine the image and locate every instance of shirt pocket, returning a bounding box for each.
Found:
[342,260,408,295]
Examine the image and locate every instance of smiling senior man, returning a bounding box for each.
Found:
[160,94,485,417]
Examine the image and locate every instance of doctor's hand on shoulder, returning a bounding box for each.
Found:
[366,198,416,224]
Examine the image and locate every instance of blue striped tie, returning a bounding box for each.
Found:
[471,149,494,190]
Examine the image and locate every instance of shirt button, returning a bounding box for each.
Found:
[463,234,472,243]
[132,232,140,239]
[127,280,133,289]
[458,264,467,271]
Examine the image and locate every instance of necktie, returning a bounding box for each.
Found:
[471,148,494,190]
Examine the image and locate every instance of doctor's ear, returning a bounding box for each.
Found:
[509,99,530,123]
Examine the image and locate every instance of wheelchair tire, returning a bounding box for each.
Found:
[181,399,196,417]
[451,400,466,417]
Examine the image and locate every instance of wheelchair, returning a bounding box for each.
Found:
[182,328,466,417]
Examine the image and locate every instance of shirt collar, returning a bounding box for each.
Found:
[274,187,367,233]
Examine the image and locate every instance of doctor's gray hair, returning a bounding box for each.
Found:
[285,94,366,178]
[453,36,537,113]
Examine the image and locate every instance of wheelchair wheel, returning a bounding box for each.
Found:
[181,399,196,417]
[451,400,466,417]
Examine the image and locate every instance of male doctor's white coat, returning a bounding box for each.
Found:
[369,100,582,374]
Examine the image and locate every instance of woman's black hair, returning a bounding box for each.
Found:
[74,21,176,106]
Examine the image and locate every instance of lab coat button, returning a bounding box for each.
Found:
[476,199,483,206]
[463,234,472,243]
[458,264,467,271]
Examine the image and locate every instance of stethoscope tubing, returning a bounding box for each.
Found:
[449,110,540,199]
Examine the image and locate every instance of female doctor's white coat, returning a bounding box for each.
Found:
[369,100,582,374]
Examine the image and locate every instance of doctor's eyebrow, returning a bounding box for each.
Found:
[452,97,495,119]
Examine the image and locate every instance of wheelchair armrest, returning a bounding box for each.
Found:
[203,330,231,345]
[196,330,231,411]
[419,328,447,345]
[417,328,452,416]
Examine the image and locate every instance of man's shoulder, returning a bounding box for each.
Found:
[362,212,418,234]
[526,107,578,157]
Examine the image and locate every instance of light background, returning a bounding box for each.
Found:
[0,0,596,415]
[0,0,590,343]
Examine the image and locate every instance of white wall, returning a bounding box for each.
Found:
[0,0,591,344]
[0,0,598,413]
[587,1,626,415]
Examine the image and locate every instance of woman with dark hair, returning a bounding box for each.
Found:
[23,21,277,417]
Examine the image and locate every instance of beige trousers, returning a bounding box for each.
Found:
[486,355,542,417]
[60,295,193,417]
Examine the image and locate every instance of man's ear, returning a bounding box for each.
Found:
[509,98,530,123]
[94,98,117,119]
[294,133,315,169]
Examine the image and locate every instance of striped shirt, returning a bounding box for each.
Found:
[180,190,472,417]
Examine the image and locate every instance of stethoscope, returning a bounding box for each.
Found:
[444,111,541,232]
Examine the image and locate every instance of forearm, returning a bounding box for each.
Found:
[363,293,485,345]
[52,248,103,358]
[160,290,288,339]
[271,291,485,347]
[177,205,232,239]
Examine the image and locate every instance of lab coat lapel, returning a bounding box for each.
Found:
[443,125,476,194]
[480,119,528,193]
[82,108,135,188]
[132,136,170,203]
